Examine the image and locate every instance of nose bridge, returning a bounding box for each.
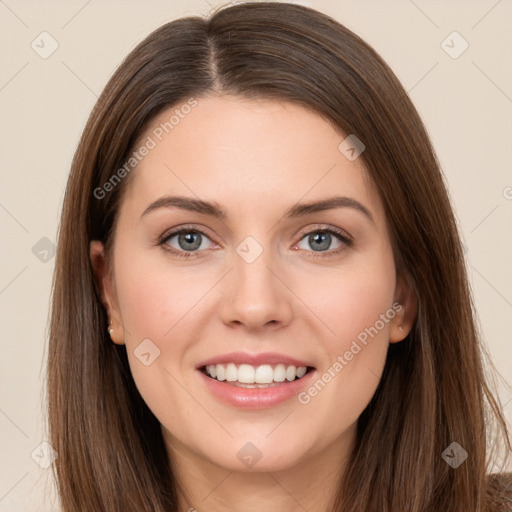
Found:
[219,235,293,329]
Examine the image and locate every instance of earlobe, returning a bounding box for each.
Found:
[89,240,125,345]
[390,271,418,343]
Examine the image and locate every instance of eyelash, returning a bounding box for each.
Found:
[157,224,353,260]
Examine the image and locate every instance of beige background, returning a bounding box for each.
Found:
[1,0,511,510]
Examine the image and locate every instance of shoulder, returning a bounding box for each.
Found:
[486,472,512,511]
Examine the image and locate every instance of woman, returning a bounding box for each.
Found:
[47,2,511,510]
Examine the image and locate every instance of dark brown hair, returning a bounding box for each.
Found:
[47,2,511,510]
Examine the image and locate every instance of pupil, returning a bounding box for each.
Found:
[179,232,201,251]
[309,232,330,251]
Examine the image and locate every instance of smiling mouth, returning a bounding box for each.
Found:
[200,363,315,388]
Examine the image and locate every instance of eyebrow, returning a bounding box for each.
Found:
[140,195,374,223]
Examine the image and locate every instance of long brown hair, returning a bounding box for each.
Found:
[47,2,511,510]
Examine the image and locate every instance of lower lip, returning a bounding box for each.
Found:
[197,368,317,409]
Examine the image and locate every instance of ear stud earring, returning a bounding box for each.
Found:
[398,326,404,332]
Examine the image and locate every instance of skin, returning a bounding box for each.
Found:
[90,94,416,512]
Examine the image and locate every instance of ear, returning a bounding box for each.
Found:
[90,240,125,345]
[389,271,417,343]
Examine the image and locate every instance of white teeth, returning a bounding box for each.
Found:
[274,364,286,382]
[226,363,237,382]
[204,363,309,384]
[238,364,255,383]
[296,366,307,378]
[285,365,296,381]
[255,365,274,384]
[216,364,226,381]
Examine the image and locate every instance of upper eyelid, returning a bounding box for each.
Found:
[296,224,351,239]
[160,224,216,242]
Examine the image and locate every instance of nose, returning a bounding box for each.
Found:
[217,248,294,332]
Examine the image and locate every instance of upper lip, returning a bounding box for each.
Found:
[196,351,315,369]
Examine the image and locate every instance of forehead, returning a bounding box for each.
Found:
[121,94,383,224]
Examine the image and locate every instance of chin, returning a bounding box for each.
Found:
[197,434,311,473]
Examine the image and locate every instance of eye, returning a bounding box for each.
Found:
[295,226,352,257]
[159,226,216,258]
[158,224,353,260]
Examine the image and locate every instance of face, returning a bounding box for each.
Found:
[91,94,414,474]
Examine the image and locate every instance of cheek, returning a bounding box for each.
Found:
[112,253,201,430]
[114,249,207,339]
[293,251,396,417]
[297,252,396,351]
[328,273,394,349]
